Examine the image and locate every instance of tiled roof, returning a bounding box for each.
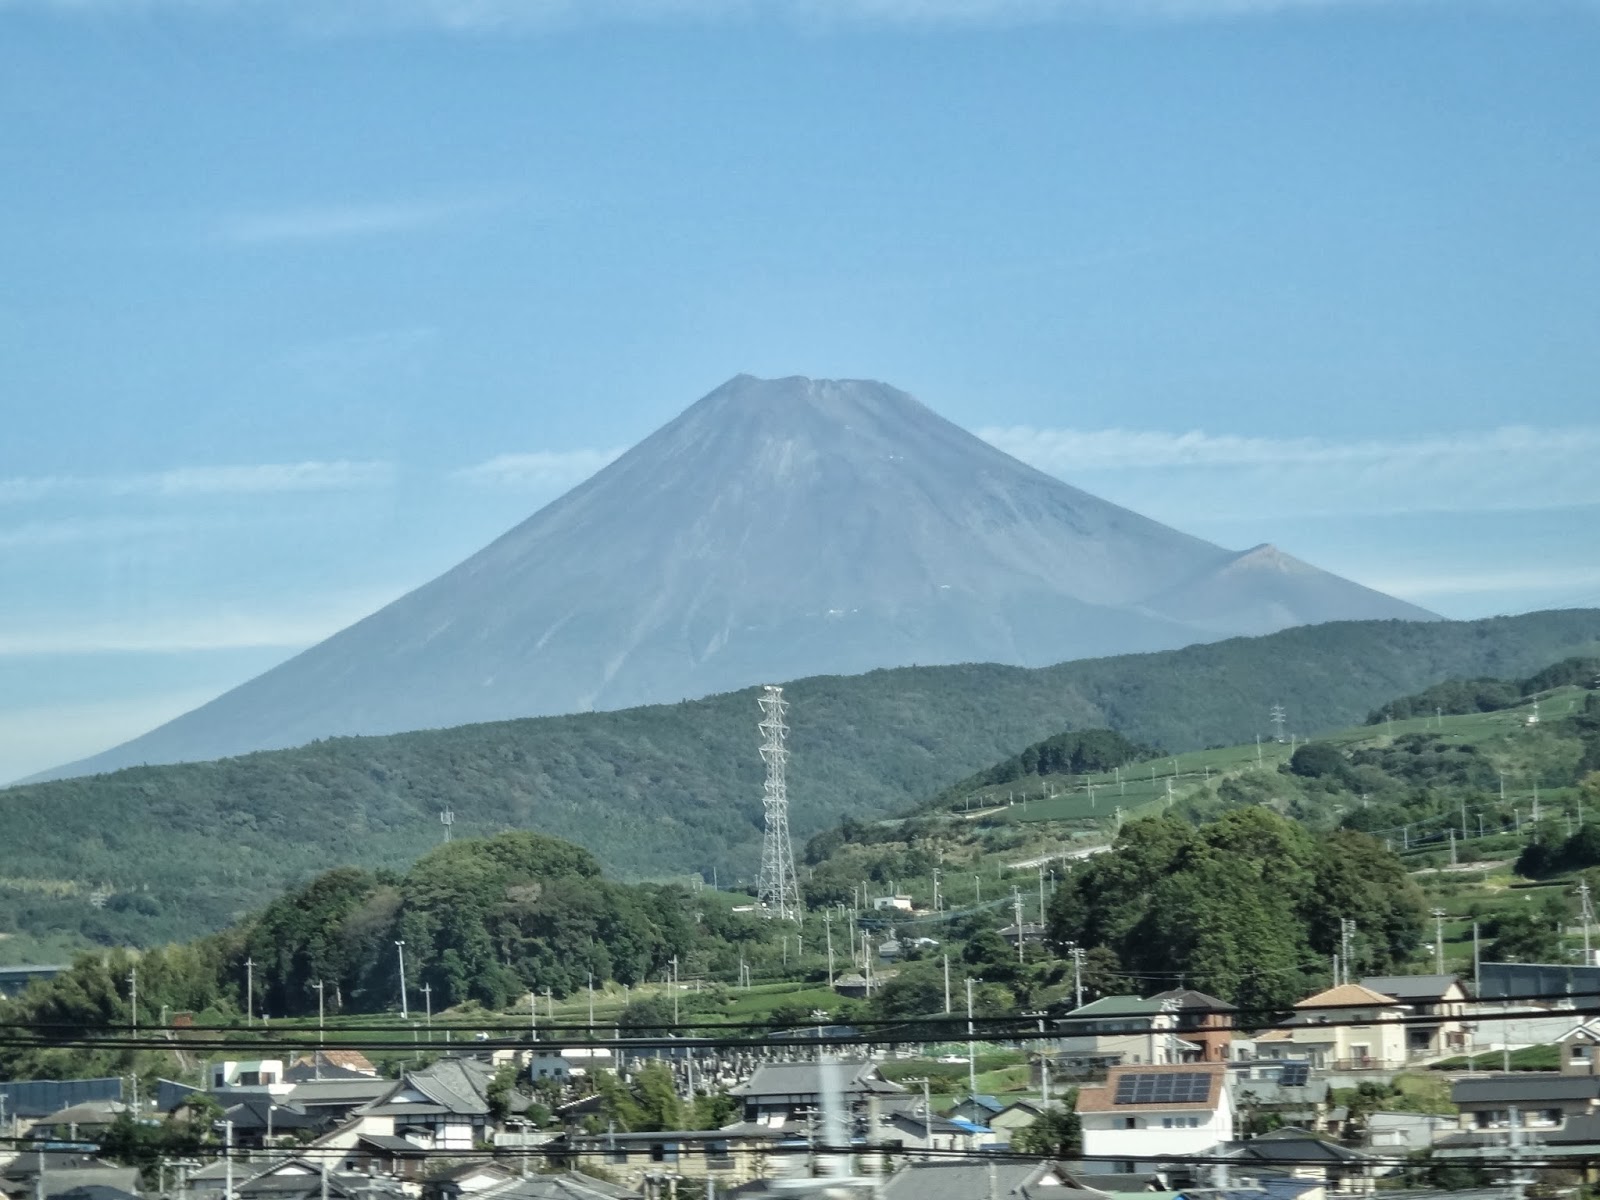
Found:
[1075,1064,1227,1114]
[1063,995,1166,1018]
[878,1159,1061,1200]
[1358,975,1462,1001]
[1453,1073,1600,1104]
[1148,988,1239,1012]
[1295,984,1400,1008]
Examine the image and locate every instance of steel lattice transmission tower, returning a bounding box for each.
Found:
[756,685,802,922]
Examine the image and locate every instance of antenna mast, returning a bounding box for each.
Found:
[756,685,802,922]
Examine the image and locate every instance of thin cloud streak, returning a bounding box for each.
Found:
[453,447,625,490]
[0,460,394,506]
[0,589,407,656]
[981,423,1600,519]
[1367,566,1600,599]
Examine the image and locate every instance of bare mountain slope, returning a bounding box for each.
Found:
[45,375,1434,779]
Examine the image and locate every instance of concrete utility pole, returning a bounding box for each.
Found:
[671,957,679,1026]
[1072,947,1085,1008]
[530,990,538,1040]
[824,911,835,987]
[312,981,326,1075]
[1038,864,1047,926]
[1432,908,1447,974]
[244,958,254,1026]
[1580,882,1594,963]
[127,966,138,1034]
[588,972,596,1030]
[395,940,408,1018]
[421,982,433,1041]
[1012,889,1025,963]
[965,978,978,1100]
[943,954,952,1014]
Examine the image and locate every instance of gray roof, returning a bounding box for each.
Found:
[1221,1129,1369,1165]
[879,1159,1063,1200]
[401,1056,493,1115]
[1453,1074,1600,1105]
[5,1170,141,1199]
[1148,988,1239,1013]
[729,1060,904,1098]
[1359,975,1462,1002]
[285,1078,392,1106]
[476,1175,642,1200]
[1233,1080,1330,1106]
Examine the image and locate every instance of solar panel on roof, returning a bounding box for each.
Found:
[1278,1063,1310,1088]
[1113,1072,1212,1105]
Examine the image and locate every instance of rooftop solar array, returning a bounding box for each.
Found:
[1113,1072,1213,1105]
[1278,1063,1310,1087]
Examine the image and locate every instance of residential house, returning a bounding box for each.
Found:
[1262,986,1407,1070]
[1557,1019,1600,1075]
[990,1099,1055,1142]
[1075,1063,1233,1174]
[1362,1112,1457,1152]
[219,1096,326,1150]
[25,1100,130,1140]
[1147,990,1238,1063]
[949,1094,1006,1126]
[186,1157,405,1200]
[454,1174,640,1200]
[1209,1128,1377,1196]
[557,1127,789,1191]
[357,1056,497,1150]
[278,1078,394,1127]
[1358,975,1471,1059]
[1232,1077,1342,1138]
[880,1109,996,1154]
[422,1162,519,1200]
[286,1051,379,1082]
[999,922,1047,948]
[211,1059,295,1100]
[727,1060,905,1128]
[1450,1072,1600,1136]
[529,1047,615,1081]
[876,1158,1109,1200]
[1051,996,1196,1071]
[0,1155,139,1200]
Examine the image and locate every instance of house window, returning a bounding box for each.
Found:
[649,1143,679,1163]
[1573,1046,1592,1062]
[1120,1117,1138,1130]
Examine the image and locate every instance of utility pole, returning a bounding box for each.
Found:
[1270,704,1286,743]
[127,966,138,1034]
[395,940,408,1018]
[1012,888,1025,963]
[530,990,538,1041]
[588,972,596,1031]
[824,911,835,987]
[965,978,978,1100]
[1432,908,1447,974]
[671,956,679,1026]
[422,982,433,1041]
[932,869,941,913]
[312,981,326,1075]
[1580,882,1594,964]
[1038,864,1047,926]
[244,958,254,1027]
[223,1121,233,1200]
[943,954,952,1014]
[1072,947,1085,1008]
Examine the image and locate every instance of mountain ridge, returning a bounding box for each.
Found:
[44,374,1434,780]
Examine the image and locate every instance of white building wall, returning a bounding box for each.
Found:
[1081,1090,1232,1166]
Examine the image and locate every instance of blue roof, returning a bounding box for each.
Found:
[949,1118,991,1133]
[961,1094,1005,1112]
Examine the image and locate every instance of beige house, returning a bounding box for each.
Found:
[1265,984,1408,1070]
[1359,975,1472,1059]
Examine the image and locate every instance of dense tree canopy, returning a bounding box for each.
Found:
[1047,809,1424,1011]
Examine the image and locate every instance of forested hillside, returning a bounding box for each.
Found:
[2,609,1597,955]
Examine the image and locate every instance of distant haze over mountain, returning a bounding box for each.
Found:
[45,375,1434,779]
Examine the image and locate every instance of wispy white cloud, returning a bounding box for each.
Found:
[0,588,405,656]
[1366,565,1600,600]
[453,447,624,490]
[981,423,1600,519]
[0,460,394,506]
[0,0,1450,34]
[0,515,212,550]
[211,199,482,244]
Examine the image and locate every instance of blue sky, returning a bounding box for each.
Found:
[1,0,1597,780]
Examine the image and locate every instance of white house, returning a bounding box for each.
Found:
[1076,1062,1232,1173]
[211,1059,295,1099]
[529,1047,616,1080]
